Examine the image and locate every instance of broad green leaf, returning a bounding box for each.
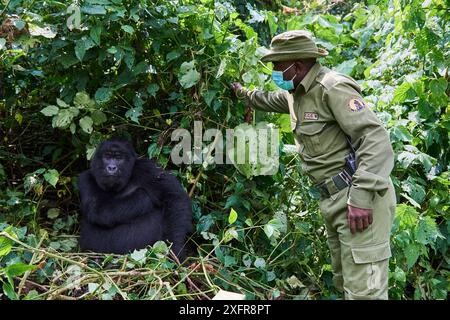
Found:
[335,59,357,75]
[404,243,420,269]
[88,283,100,293]
[121,25,134,34]
[44,169,59,187]
[5,263,37,278]
[81,5,106,15]
[2,282,17,300]
[47,208,60,219]
[125,106,143,123]
[52,109,75,128]
[254,257,266,269]
[75,40,86,61]
[90,24,102,45]
[224,255,236,267]
[202,90,217,107]
[223,227,238,243]
[393,82,415,103]
[264,224,274,238]
[40,105,59,117]
[74,92,95,109]
[79,116,93,134]
[152,241,168,254]
[166,50,182,62]
[0,235,13,256]
[130,249,147,263]
[147,83,159,97]
[13,20,26,30]
[90,110,107,125]
[95,87,113,104]
[228,208,238,224]
[415,216,443,246]
[56,98,69,108]
[178,60,200,89]
[28,23,57,38]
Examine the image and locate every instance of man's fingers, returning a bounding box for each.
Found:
[362,216,369,230]
[350,217,356,234]
[356,217,364,232]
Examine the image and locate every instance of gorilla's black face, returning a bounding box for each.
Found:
[90,139,136,192]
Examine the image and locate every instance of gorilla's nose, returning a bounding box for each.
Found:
[107,165,118,174]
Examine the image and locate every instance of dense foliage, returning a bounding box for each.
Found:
[0,0,448,300]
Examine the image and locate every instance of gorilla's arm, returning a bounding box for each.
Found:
[153,169,193,256]
[78,171,156,228]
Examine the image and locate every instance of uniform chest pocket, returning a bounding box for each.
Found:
[296,122,328,156]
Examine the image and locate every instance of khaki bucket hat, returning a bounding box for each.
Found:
[261,30,328,62]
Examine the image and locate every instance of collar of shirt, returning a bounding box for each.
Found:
[292,62,322,98]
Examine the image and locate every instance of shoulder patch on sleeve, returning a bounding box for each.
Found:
[347,97,366,112]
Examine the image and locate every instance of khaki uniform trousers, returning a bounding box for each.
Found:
[319,179,396,300]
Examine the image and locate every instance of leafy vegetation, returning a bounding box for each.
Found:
[0,0,448,300]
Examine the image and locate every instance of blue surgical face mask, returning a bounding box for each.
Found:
[272,63,297,90]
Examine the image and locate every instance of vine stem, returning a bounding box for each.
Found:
[0,231,106,284]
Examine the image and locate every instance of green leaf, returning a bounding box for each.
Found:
[90,110,107,125]
[0,38,6,50]
[79,116,94,134]
[152,241,169,254]
[95,87,113,104]
[393,82,416,103]
[335,59,357,75]
[147,83,160,97]
[28,23,57,38]
[166,50,182,62]
[224,227,239,243]
[74,92,95,109]
[391,126,413,142]
[2,282,17,300]
[404,243,420,269]
[264,224,274,238]
[121,25,134,34]
[0,235,13,256]
[429,78,448,107]
[52,109,75,128]
[90,24,102,45]
[224,255,236,267]
[81,5,106,15]
[178,60,200,89]
[13,20,26,30]
[88,283,100,294]
[47,208,60,219]
[254,257,266,269]
[75,40,87,61]
[415,216,442,246]
[40,105,59,117]
[125,106,143,123]
[5,263,37,278]
[56,98,69,108]
[228,208,238,224]
[401,177,426,205]
[43,169,59,187]
[130,249,147,264]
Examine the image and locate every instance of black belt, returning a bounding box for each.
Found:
[316,167,353,199]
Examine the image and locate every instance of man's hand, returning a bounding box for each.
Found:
[231,82,244,97]
[347,205,373,234]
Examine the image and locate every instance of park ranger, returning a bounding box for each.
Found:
[231,30,397,300]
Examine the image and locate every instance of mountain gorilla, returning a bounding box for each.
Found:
[78,138,192,260]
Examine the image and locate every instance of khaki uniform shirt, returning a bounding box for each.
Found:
[240,62,394,210]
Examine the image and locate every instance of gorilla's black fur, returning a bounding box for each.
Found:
[78,138,192,259]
